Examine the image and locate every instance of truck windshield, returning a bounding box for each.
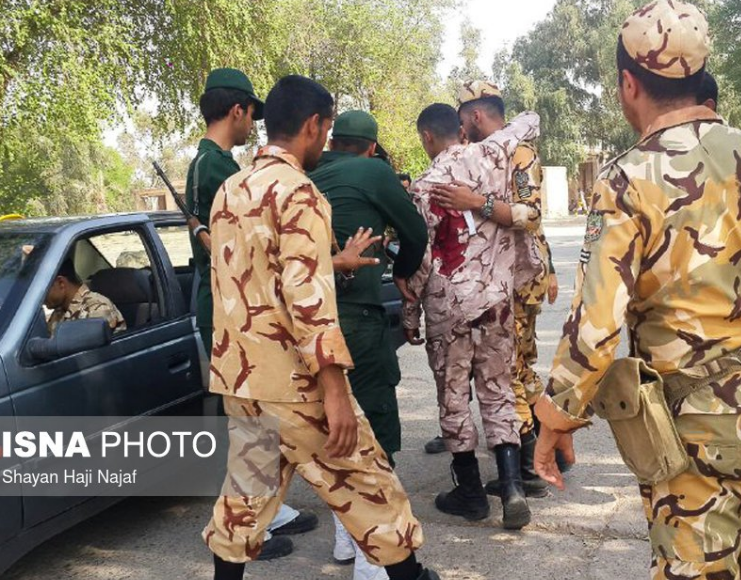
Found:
[0,232,51,332]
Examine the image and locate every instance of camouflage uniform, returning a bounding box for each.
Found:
[536,3,741,577]
[403,112,540,453]
[510,143,552,430]
[204,145,423,565]
[48,284,126,335]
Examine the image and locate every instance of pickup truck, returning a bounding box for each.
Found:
[0,211,403,573]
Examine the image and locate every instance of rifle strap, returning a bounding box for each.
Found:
[191,153,207,217]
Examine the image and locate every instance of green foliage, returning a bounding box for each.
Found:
[492,0,719,177]
[446,18,486,100]
[0,125,134,216]
[0,0,451,212]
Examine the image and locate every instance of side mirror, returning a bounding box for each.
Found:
[27,319,112,362]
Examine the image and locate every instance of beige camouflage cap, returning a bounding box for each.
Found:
[457,80,502,107]
[621,0,709,79]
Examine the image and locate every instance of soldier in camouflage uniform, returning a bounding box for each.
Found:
[403,103,540,530]
[204,75,438,580]
[534,2,741,579]
[429,82,554,498]
[46,259,126,335]
[186,68,316,561]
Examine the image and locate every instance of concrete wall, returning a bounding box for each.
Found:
[542,166,569,218]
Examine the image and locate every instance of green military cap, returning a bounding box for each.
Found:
[333,110,389,160]
[204,68,265,120]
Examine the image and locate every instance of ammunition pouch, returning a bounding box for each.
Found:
[593,358,690,485]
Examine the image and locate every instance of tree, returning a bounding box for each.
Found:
[494,0,717,177]
[447,19,486,101]
[1,0,452,211]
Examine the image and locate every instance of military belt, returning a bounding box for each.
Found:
[663,347,741,405]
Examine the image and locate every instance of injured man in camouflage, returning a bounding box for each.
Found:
[45,258,126,335]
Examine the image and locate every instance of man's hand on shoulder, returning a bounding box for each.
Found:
[430,180,486,212]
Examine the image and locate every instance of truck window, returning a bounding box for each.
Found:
[0,232,51,336]
[156,225,193,268]
[72,230,163,331]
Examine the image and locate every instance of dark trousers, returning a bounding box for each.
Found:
[339,303,402,465]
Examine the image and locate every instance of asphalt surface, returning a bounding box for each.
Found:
[4,222,651,580]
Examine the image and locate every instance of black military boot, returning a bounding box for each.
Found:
[494,444,532,530]
[214,554,244,580]
[434,453,490,521]
[485,431,548,498]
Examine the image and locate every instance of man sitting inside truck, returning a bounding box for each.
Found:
[45,259,126,336]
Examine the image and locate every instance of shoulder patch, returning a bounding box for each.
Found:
[585,211,604,243]
[515,171,531,199]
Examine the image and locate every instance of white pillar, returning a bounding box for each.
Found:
[542,166,569,218]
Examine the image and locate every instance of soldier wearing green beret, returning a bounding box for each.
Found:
[186,68,317,562]
[310,111,427,465]
[533,2,741,579]
[309,110,428,577]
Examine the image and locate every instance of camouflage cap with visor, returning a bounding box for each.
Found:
[457,80,503,108]
[621,0,710,79]
[204,68,265,120]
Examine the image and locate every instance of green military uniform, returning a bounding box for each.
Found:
[185,68,264,354]
[186,138,240,352]
[536,3,741,578]
[309,111,428,462]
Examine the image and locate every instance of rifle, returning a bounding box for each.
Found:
[152,161,211,257]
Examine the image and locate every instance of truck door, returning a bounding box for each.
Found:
[6,224,203,527]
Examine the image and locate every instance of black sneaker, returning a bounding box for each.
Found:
[271,511,319,536]
[424,435,446,454]
[256,536,293,561]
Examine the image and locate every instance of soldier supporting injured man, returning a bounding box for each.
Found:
[402,103,541,530]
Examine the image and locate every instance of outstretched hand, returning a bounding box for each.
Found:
[334,227,382,273]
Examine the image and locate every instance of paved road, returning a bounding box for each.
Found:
[5,225,651,580]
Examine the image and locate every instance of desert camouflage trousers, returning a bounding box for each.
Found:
[640,413,741,580]
[513,300,544,435]
[204,394,423,565]
[425,302,521,454]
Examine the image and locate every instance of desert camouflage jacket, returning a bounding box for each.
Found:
[48,284,127,335]
[538,107,741,431]
[511,142,552,305]
[402,112,540,337]
[209,145,353,402]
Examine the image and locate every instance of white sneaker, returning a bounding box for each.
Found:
[332,514,356,565]
[353,548,389,580]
